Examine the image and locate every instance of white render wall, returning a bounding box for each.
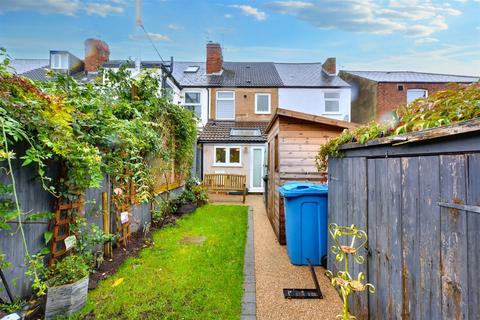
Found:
[278,88,351,121]
[180,88,209,127]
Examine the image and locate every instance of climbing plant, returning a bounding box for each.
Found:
[0,49,197,201]
[316,82,480,172]
[0,48,197,297]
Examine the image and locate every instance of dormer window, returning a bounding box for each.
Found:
[50,53,68,69]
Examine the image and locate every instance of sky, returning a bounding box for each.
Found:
[0,0,479,75]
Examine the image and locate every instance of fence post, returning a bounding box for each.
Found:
[102,192,111,258]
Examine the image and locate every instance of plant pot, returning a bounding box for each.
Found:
[45,276,89,319]
[177,201,198,215]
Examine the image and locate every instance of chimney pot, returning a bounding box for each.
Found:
[206,42,223,74]
[323,57,336,75]
[84,38,110,72]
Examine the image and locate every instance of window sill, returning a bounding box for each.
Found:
[213,163,242,168]
[255,111,271,115]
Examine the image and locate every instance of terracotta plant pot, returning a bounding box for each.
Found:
[45,276,89,319]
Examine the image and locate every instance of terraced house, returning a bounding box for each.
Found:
[11,40,352,193]
[174,43,351,192]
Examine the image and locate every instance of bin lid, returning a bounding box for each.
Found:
[279,182,328,198]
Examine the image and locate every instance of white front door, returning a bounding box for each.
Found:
[250,146,265,193]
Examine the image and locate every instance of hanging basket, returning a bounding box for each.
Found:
[45,276,89,319]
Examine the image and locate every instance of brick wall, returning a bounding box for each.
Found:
[376,82,449,120]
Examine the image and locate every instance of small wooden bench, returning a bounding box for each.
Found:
[202,173,247,203]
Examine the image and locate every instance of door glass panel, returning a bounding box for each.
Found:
[252,148,263,188]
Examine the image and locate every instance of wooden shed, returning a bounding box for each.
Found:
[264,108,358,244]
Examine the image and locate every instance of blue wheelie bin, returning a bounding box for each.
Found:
[279,182,328,266]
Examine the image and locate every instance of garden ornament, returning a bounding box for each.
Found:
[325,223,375,320]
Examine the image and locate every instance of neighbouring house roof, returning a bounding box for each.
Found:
[274,63,349,87]
[9,59,49,74]
[266,108,359,133]
[18,66,100,83]
[342,71,479,83]
[102,60,167,69]
[198,120,269,143]
[115,60,348,88]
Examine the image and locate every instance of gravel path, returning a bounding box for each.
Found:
[209,194,343,320]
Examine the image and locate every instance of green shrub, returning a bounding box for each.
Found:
[46,255,90,287]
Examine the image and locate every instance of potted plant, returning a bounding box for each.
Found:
[44,255,90,319]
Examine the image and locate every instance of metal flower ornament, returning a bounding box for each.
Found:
[325,223,375,320]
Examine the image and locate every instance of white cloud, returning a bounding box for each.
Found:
[269,0,461,38]
[0,0,81,15]
[224,13,233,18]
[129,32,170,42]
[0,0,125,17]
[414,37,439,45]
[85,3,124,17]
[345,44,480,76]
[231,5,266,21]
[167,24,183,30]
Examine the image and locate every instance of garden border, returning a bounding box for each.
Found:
[241,206,256,320]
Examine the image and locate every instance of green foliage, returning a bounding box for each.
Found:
[0,298,26,313]
[0,50,197,200]
[316,82,480,171]
[77,205,248,319]
[70,217,113,265]
[152,178,209,225]
[46,255,90,287]
[0,250,10,269]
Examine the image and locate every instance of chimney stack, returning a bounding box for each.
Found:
[84,38,110,72]
[206,42,223,74]
[322,57,336,75]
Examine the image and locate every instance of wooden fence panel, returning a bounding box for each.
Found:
[440,155,469,319]
[400,157,419,320]
[466,154,480,318]
[366,159,378,318]
[327,158,343,276]
[417,156,442,319]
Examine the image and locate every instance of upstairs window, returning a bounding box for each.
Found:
[324,92,340,113]
[184,92,201,118]
[216,91,235,120]
[407,89,428,103]
[164,81,174,101]
[214,146,241,166]
[255,93,271,114]
[50,53,68,69]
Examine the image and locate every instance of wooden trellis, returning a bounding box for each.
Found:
[112,183,132,248]
[49,198,82,266]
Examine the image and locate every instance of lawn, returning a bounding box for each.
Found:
[78,204,248,320]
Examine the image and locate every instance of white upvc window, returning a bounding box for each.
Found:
[184,91,201,118]
[216,91,235,120]
[255,93,271,114]
[214,146,241,166]
[50,53,68,69]
[407,89,428,103]
[324,92,340,113]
